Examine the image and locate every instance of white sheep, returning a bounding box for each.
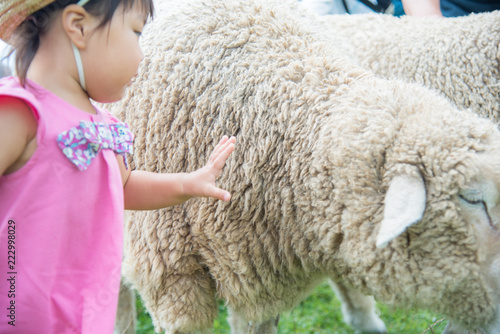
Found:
[320,11,500,121]
[111,0,500,333]
[318,12,500,332]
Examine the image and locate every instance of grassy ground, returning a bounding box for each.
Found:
[135,281,447,334]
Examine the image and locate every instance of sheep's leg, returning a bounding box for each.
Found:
[329,280,387,333]
[247,316,280,334]
[227,308,279,334]
[114,280,137,334]
[122,210,218,333]
[227,308,247,333]
[442,321,470,334]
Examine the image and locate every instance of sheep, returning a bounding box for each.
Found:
[114,283,136,334]
[319,11,500,122]
[316,11,500,333]
[318,13,500,331]
[109,0,500,333]
[306,10,500,333]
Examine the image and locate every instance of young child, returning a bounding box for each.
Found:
[0,0,236,333]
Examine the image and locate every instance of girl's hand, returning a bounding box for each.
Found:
[124,135,236,210]
[185,136,236,201]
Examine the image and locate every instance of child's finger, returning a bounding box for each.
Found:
[210,136,236,164]
[212,141,235,171]
[210,186,231,201]
[208,136,229,163]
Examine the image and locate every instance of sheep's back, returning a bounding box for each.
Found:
[322,12,500,121]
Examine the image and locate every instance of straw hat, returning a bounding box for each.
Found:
[0,0,56,43]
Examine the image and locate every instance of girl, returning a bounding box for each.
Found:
[0,0,236,333]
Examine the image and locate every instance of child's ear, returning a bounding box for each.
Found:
[61,4,92,49]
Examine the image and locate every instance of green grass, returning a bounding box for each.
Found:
[135,281,447,334]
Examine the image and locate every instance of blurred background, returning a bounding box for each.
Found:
[0,40,12,77]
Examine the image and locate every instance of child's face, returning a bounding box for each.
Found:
[82,2,147,103]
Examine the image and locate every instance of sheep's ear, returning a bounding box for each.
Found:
[376,174,426,249]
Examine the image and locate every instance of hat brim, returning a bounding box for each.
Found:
[0,0,55,43]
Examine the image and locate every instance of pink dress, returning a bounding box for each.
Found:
[0,77,128,333]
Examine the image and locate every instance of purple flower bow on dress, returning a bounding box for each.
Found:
[57,121,134,171]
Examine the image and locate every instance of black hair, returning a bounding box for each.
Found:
[10,0,154,86]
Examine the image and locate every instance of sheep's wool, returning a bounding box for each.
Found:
[322,11,500,120]
[110,0,500,332]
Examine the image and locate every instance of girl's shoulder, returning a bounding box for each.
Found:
[0,78,38,176]
[0,76,39,125]
[0,94,37,136]
[0,76,41,120]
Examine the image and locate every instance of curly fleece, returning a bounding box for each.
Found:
[321,11,500,121]
[108,0,500,332]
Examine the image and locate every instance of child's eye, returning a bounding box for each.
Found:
[134,31,142,37]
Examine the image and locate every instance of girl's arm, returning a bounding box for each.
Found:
[0,97,37,176]
[401,0,443,17]
[120,136,236,210]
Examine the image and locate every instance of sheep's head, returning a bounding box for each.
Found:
[456,154,500,333]
[378,146,500,332]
